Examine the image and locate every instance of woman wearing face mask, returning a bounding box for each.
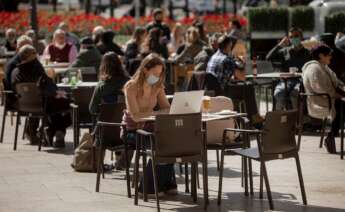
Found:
[123,53,177,196]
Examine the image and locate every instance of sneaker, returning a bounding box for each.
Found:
[53,131,65,148]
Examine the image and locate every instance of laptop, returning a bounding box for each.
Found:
[169,90,205,114]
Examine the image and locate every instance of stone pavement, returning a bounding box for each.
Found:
[0,107,345,212]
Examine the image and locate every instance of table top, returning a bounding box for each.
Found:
[139,112,246,123]
[246,72,301,79]
[43,62,70,69]
[57,81,98,88]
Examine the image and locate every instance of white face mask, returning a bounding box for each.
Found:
[146,74,160,85]
[55,42,66,50]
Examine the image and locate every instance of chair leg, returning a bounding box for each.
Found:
[0,109,7,143]
[243,157,248,196]
[191,162,197,202]
[259,163,263,199]
[248,159,254,196]
[185,163,189,193]
[295,155,307,205]
[261,161,274,210]
[124,145,131,198]
[151,156,160,212]
[134,146,140,205]
[202,153,208,210]
[196,164,200,189]
[216,150,220,171]
[241,157,244,187]
[22,117,28,140]
[142,153,148,202]
[217,149,225,205]
[13,115,20,151]
[95,146,104,192]
[319,118,327,148]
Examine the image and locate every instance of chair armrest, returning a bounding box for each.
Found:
[1,90,14,94]
[300,92,331,111]
[224,128,262,134]
[136,129,154,137]
[96,121,124,127]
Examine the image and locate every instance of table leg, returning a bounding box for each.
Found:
[341,101,344,160]
[284,79,289,110]
[202,122,209,205]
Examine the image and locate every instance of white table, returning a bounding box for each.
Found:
[57,81,98,89]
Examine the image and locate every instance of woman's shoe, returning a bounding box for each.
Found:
[324,135,336,154]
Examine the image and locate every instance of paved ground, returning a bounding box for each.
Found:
[0,104,345,212]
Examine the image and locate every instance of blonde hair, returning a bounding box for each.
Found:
[124,53,165,96]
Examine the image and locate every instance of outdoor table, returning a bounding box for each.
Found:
[246,72,302,110]
[57,81,98,90]
[139,111,247,204]
[43,62,70,69]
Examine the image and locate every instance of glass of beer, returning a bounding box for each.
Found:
[203,96,211,114]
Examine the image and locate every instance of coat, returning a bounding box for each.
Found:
[70,47,102,73]
[302,60,344,120]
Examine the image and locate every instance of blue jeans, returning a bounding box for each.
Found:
[274,80,300,110]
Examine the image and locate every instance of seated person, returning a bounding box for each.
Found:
[174,26,206,64]
[206,35,263,127]
[266,27,311,110]
[97,30,124,56]
[5,35,33,91]
[43,29,78,63]
[70,37,102,73]
[12,45,71,147]
[92,25,105,45]
[4,28,17,52]
[194,32,222,72]
[25,29,46,55]
[302,44,345,154]
[141,28,169,59]
[89,52,129,115]
[89,52,129,170]
[124,27,146,76]
[58,22,80,50]
[123,53,176,196]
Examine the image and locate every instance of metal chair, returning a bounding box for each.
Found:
[220,110,307,210]
[298,92,331,149]
[0,89,17,144]
[13,83,48,151]
[70,86,96,148]
[135,113,208,212]
[95,102,133,198]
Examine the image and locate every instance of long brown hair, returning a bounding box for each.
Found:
[124,53,165,96]
[99,51,127,81]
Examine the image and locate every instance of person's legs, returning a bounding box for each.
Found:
[325,99,342,154]
[274,82,287,110]
[26,117,40,145]
[139,160,176,194]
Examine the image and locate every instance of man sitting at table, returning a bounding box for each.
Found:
[206,35,264,128]
[11,45,71,147]
[43,29,78,63]
[70,37,102,73]
[266,27,311,110]
[4,28,17,52]
[5,35,33,91]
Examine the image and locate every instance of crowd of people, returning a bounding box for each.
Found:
[2,7,345,195]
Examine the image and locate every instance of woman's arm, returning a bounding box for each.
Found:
[157,87,170,110]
